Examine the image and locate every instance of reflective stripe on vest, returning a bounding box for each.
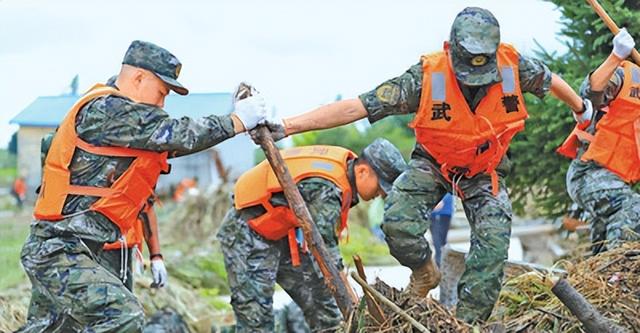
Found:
[33,84,170,234]
[412,43,528,195]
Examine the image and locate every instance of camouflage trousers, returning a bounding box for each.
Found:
[98,248,135,291]
[18,226,144,333]
[566,159,640,254]
[381,158,512,324]
[216,208,342,333]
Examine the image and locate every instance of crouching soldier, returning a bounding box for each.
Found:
[217,139,407,332]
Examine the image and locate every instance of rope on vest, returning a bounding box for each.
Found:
[119,235,128,284]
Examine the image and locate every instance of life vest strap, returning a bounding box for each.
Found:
[288,229,301,266]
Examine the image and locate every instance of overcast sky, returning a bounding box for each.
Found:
[0,0,568,148]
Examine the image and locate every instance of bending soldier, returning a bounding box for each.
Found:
[217,139,407,332]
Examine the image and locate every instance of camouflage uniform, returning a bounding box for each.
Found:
[358,7,553,323]
[19,41,237,332]
[566,69,640,254]
[217,140,406,332]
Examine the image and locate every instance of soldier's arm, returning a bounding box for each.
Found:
[76,95,236,158]
[283,63,423,136]
[579,68,623,109]
[518,55,583,112]
[141,207,161,257]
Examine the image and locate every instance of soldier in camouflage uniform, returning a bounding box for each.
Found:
[19,40,267,332]
[260,7,586,323]
[562,29,640,254]
[39,76,169,293]
[217,139,407,332]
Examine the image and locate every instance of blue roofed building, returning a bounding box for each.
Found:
[10,88,256,200]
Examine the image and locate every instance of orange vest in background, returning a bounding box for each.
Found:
[33,84,170,235]
[234,146,355,265]
[557,61,640,183]
[410,43,528,195]
[13,178,26,198]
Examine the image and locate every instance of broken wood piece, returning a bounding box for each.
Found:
[350,272,431,333]
[352,256,386,324]
[551,278,627,333]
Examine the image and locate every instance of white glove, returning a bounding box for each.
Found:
[233,94,267,131]
[613,28,635,59]
[151,258,168,288]
[573,99,593,125]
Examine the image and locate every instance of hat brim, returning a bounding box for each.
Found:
[157,73,189,95]
[451,54,499,87]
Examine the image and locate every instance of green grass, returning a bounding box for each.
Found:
[0,212,30,290]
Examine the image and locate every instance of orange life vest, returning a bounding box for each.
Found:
[102,204,151,251]
[234,145,355,265]
[410,43,528,195]
[557,61,640,183]
[33,84,170,235]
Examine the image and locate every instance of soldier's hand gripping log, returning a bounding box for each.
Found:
[586,0,640,65]
[235,83,357,318]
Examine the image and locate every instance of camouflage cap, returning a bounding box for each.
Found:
[122,40,188,95]
[449,7,501,86]
[360,138,407,194]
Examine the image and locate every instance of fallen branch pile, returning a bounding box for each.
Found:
[494,242,640,332]
[350,278,472,333]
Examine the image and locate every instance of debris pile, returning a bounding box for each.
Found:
[351,279,472,333]
[494,242,640,332]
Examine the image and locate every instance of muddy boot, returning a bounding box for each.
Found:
[406,258,441,298]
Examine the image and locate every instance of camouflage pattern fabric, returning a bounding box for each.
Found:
[449,7,501,86]
[123,40,188,95]
[142,308,191,333]
[566,160,640,253]
[18,229,144,332]
[97,247,135,291]
[381,158,512,323]
[217,177,350,333]
[274,302,311,333]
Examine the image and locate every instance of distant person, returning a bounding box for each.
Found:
[430,193,454,267]
[11,176,26,209]
[173,177,198,202]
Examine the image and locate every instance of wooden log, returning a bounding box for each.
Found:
[350,272,430,333]
[551,278,627,333]
[253,126,357,317]
[586,0,640,65]
[352,256,386,324]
